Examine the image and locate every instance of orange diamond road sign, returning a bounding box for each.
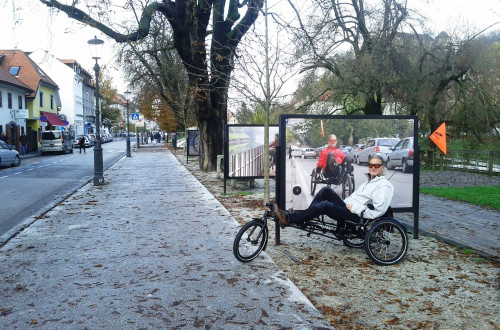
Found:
[430,122,446,154]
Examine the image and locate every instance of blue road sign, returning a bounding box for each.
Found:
[131,113,140,120]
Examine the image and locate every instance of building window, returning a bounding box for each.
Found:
[18,95,23,109]
[9,66,20,76]
[40,91,44,107]
[8,93,12,109]
[50,95,54,109]
[0,91,2,108]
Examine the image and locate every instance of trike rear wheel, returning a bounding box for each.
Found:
[364,218,408,266]
[233,220,268,262]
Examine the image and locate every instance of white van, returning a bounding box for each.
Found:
[40,130,74,155]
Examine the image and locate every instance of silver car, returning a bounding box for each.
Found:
[0,140,21,167]
[386,137,414,173]
[302,148,316,159]
[357,138,400,164]
[348,144,365,163]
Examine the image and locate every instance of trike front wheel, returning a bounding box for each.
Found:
[310,168,317,195]
[364,218,408,266]
[233,220,268,262]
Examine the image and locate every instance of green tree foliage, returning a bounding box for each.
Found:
[99,67,121,132]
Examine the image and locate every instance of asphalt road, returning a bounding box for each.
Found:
[285,156,414,211]
[0,139,127,242]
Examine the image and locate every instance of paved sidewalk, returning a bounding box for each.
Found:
[0,147,332,329]
[397,195,499,260]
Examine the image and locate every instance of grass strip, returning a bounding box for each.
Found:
[420,185,500,210]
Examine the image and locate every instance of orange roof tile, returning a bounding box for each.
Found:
[0,66,33,92]
[0,50,59,98]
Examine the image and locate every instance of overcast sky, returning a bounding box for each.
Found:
[1,0,499,94]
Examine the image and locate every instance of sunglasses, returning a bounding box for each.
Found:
[368,163,382,168]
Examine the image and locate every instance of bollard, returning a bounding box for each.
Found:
[216,155,224,178]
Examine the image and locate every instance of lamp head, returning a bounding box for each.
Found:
[124,90,131,101]
[88,35,104,60]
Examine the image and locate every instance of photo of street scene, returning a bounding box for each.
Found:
[187,130,200,156]
[226,125,279,178]
[282,116,417,211]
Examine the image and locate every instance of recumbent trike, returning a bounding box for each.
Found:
[233,155,409,266]
[233,200,409,266]
[311,154,355,198]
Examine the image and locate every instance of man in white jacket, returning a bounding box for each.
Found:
[273,154,394,228]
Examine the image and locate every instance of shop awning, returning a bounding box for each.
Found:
[41,111,67,126]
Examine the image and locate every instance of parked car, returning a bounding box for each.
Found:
[87,134,96,146]
[291,148,302,158]
[0,140,21,167]
[348,144,365,163]
[74,135,93,148]
[340,145,352,156]
[386,137,414,173]
[357,138,400,164]
[40,130,74,155]
[302,148,316,159]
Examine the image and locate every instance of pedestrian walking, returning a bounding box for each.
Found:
[1,132,8,143]
[78,135,86,154]
[20,133,28,155]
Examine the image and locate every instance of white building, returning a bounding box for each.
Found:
[0,65,32,148]
[29,50,95,137]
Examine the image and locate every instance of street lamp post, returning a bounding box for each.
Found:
[124,90,132,157]
[88,36,105,186]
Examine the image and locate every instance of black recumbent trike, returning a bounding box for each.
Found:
[233,201,409,266]
[310,155,355,198]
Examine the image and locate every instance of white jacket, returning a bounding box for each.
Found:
[343,174,394,219]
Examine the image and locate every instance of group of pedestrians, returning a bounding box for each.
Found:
[1,132,29,156]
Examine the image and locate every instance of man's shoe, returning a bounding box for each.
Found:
[272,204,289,228]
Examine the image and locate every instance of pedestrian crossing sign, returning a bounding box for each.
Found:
[131,113,140,121]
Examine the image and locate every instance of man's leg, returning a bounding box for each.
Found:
[289,201,354,224]
[312,186,346,208]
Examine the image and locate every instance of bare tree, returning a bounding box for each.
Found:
[39,0,264,171]
[230,0,296,201]
[116,16,195,132]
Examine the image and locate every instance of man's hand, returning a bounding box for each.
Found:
[316,166,322,173]
[346,204,353,211]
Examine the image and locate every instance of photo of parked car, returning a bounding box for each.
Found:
[291,148,302,158]
[348,144,365,163]
[357,137,400,164]
[302,148,316,158]
[386,137,414,173]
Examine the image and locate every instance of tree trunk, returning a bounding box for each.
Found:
[363,91,383,115]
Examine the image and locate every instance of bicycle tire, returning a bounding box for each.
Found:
[341,173,353,198]
[364,218,408,266]
[343,233,364,248]
[233,220,268,262]
[310,169,317,195]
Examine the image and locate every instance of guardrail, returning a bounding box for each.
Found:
[230,145,264,177]
[422,150,500,175]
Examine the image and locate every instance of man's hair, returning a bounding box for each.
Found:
[370,154,385,165]
[329,134,337,140]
